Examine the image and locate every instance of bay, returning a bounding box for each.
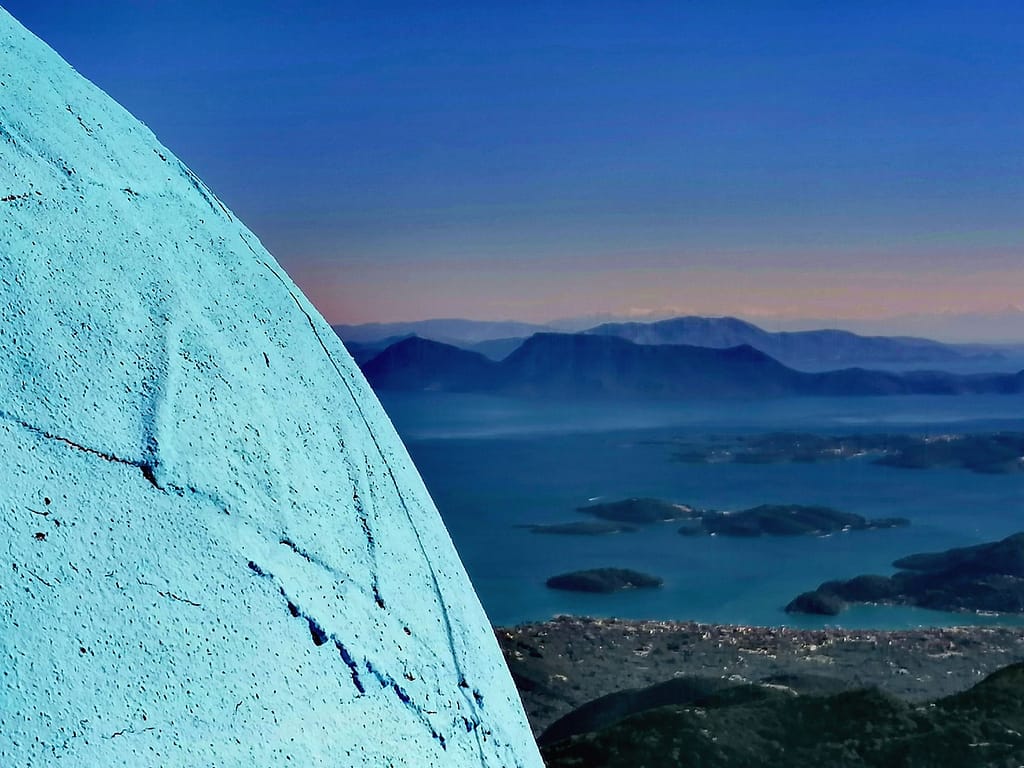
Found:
[380,392,1024,629]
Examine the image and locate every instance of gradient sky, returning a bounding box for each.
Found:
[6,1,1024,326]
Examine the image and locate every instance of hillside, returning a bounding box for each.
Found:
[499,617,1024,768]
[542,665,1024,767]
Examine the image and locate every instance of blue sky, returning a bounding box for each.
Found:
[7,1,1024,325]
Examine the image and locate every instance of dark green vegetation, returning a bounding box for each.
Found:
[577,497,693,524]
[521,521,638,535]
[673,431,1024,474]
[499,617,1024,737]
[359,334,1024,399]
[788,532,1024,616]
[546,568,663,594]
[537,674,853,747]
[541,664,1024,767]
[683,504,909,538]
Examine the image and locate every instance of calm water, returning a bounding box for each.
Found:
[380,392,1024,629]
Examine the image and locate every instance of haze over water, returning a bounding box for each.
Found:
[381,392,1024,629]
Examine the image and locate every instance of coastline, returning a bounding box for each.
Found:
[496,615,1024,735]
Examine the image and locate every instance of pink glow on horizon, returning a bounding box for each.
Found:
[288,260,1024,327]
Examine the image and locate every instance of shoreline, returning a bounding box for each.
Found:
[496,615,1024,735]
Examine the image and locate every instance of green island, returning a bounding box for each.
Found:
[787,531,1024,616]
[670,431,1024,474]
[681,504,908,538]
[577,497,696,523]
[546,568,664,593]
[572,497,908,538]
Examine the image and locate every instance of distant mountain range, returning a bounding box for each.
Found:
[335,315,1014,368]
[332,318,555,346]
[774,307,1024,345]
[358,333,1024,400]
[584,316,1003,367]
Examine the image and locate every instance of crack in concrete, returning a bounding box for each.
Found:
[0,408,236,522]
[279,536,348,582]
[248,560,367,694]
[251,249,492,761]
[250,557,454,751]
[0,409,161,489]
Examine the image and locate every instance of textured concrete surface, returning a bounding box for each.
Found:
[0,7,541,766]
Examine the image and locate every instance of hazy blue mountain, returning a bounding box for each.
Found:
[333,318,553,345]
[339,315,1011,371]
[360,333,1024,399]
[775,308,1024,345]
[498,334,803,397]
[361,336,500,391]
[466,336,529,361]
[585,315,1005,368]
[340,334,414,364]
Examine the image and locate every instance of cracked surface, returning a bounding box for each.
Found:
[0,8,540,768]
[0,409,162,487]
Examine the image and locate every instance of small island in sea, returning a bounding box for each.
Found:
[577,497,695,523]
[546,568,663,593]
[680,504,909,538]
[575,497,909,538]
[787,531,1024,616]
[670,431,1024,475]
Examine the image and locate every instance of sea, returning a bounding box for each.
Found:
[378,391,1024,630]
